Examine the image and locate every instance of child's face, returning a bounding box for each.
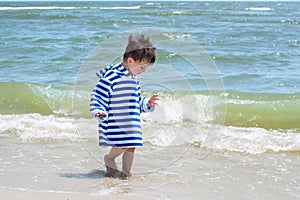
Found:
[127,58,151,75]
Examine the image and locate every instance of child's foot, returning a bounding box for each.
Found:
[120,172,132,179]
[104,155,119,176]
[113,171,131,180]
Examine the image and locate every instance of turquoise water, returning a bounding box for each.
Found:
[1,1,299,129]
[0,1,299,150]
[1,1,299,92]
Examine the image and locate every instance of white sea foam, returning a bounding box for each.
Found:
[141,93,217,124]
[198,126,300,154]
[0,111,299,154]
[0,114,88,142]
[0,6,87,10]
[0,6,141,11]
[172,11,185,15]
[245,7,273,11]
[99,6,141,10]
[143,121,300,154]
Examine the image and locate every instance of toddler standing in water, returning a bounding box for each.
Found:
[90,34,159,177]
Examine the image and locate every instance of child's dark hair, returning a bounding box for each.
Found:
[123,34,156,64]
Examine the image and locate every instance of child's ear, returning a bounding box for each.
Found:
[128,57,135,64]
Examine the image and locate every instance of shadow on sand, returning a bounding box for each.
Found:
[60,169,129,180]
[60,169,107,179]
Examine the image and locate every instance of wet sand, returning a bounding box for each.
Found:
[0,188,154,200]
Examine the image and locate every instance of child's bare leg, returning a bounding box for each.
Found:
[104,147,123,174]
[122,148,135,174]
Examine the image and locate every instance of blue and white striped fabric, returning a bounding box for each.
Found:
[90,63,154,148]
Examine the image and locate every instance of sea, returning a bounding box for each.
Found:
[0,1,299,199]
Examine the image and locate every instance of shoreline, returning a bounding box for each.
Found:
[0,188,154,200]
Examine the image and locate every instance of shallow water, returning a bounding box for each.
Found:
[1,132,299,199]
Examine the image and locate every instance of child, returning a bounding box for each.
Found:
[90,34,159,177]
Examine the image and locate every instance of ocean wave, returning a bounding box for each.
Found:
[1,82,300,130]
[224,91,300,129]
[0,6,141,11]
[0,114,80,141]
[147,11,198,17]
[144,122,300,154]
[245,7,273,11]
[0,6,88,10]
[99,6,141,10]
[200,125,300,154]
[1,113,299,154]
[281,19,299,24]
[0,82,73,116]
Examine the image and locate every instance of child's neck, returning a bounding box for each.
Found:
[122,61,133,76]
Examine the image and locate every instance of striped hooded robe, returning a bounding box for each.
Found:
[90,63,154,148]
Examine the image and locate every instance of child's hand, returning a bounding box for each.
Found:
[147,94,160,108]
[95,111,107,118]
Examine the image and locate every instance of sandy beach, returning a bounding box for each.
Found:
[0,188,154,200]
[1,134,299,200]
